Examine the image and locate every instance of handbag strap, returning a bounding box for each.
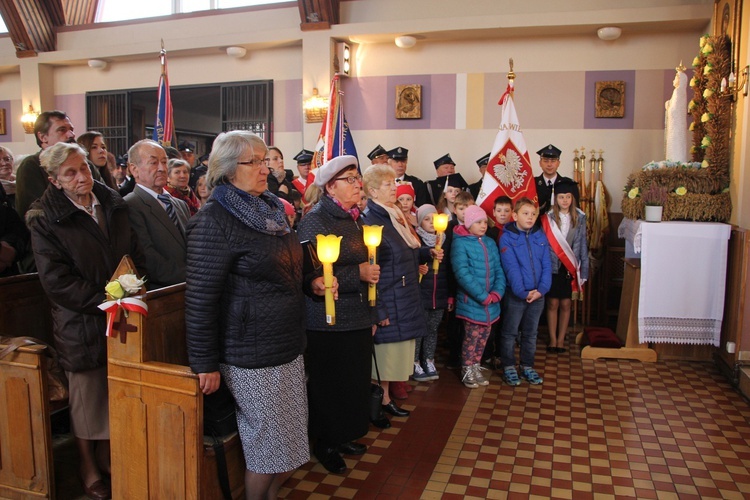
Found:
[211,435,232,500]
[0,336,50,360]
[372,345,381,385]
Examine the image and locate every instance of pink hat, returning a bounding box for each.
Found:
[464,205,487,229]
[279,198,296,217]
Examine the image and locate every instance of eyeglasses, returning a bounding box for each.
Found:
[237,158,270,168]
[0,157,12,163]
[334,175,362,185]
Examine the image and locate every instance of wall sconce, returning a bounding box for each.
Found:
[720,65,749,100]
[226,46,247,58]
[597,27,622,41]
[21,104,39,134]
[88,59,108,70]
[395,36,417,49]
[303,88,328,123]
[336,42,351,76]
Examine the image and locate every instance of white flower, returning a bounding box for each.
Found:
[117,274,146,294]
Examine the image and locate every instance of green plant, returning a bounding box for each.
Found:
[641,184,668,206]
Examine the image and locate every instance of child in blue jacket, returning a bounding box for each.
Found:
[451,206,506,388]
[498,197,551,386]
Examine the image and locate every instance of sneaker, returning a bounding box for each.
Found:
[461,366,479,388]
[424,360,439,381]
[502,366,521,386]
[412,363,432,382]
[520,366,543,385]
[472,364,490,386]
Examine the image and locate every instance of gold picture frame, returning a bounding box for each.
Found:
[395,84,422,119]
[595,80,625,118]
[714,0,743,73]
[0,109,5,135]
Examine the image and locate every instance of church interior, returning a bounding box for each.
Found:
[1,0,750,498]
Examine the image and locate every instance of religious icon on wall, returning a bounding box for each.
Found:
[713,0,742,74]
[395,84,422,119]
[595,81,625,118]
[0,109,5,135]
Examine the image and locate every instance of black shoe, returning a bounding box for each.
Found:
[546,346,555,353]
[314,445,346,474]
[382,401,410,417]
[338,441,367,456]
[370,415,391,429]
[556,347,567,353]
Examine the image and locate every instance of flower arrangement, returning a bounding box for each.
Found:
[105,274,146,299]
[641,184,668,206]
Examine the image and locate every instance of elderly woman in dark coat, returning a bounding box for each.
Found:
[186,130,330,498]
[362,164,435,417]
[27,142,144,500]
[297,155,380,474]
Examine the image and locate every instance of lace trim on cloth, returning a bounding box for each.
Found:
[639,317,721,346]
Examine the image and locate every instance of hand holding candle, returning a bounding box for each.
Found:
[432,213,449,274]
[362,225,383,306]
[316,234,343,325]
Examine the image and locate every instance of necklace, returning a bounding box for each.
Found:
[83,204,94,215]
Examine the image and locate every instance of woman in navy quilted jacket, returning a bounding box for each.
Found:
[362,163,433,419]
[185,131,329,498]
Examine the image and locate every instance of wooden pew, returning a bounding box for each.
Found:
[0,273,56,499]
[106,257,245,499]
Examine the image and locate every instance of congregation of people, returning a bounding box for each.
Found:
[0,109,591,499]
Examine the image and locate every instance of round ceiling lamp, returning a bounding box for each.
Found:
[597,27,622,41]
[88,59,108,70]
[395,36,417,49]
[226,46,247,58]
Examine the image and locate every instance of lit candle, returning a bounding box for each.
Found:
[729,72,737,88]
[721,77,728,93]
[362,225,383,306]
[316,234,342,325]
[432,213,449,274]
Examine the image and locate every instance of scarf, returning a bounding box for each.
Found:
[374,200,420,249]
[327,193,360,220]
[212,183,289,236]
[416,226,444,249]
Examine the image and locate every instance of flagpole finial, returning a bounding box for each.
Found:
[507,58,515,83]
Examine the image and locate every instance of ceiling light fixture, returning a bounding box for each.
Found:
[395,36,417,49]
[226,46,247,58]
[88,59,108,70]
[597,27,622,41]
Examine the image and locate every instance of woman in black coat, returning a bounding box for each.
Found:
[186,131,330,498]
[28,142,144,500]
[297,155,380,474]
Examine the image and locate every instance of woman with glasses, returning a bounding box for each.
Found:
[362,163,433,419]
[297,155,381,474]
[186,131,331,497]
[0,146,16,207]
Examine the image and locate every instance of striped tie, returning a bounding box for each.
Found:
[157,193,181,231]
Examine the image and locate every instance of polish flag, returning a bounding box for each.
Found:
[476,81,538,223]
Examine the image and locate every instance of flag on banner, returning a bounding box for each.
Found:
[153,45,175,148]
[310,75,359,186]
[476,81,537,223]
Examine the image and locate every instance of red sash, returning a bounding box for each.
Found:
[541,213,582,296]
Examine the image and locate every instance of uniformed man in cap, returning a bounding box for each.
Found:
[424,153,459,206]
[535,144,575,216]
[178,141,196,167]
[386,146,427,206]
[367,144,389,165]
[290,148,314,196]
[469,152,490,200]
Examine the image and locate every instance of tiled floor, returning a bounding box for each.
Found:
[281,339,750,499]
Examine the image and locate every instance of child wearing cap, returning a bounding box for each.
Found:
[396,183,418,228]
[498,198,551,386]
[450,205,506,388]
[542,181,589,353]
[412,205,452,382]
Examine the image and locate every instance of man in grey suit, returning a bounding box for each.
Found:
[125,140,190,289]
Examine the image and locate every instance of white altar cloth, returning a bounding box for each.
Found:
[637,221,730,345]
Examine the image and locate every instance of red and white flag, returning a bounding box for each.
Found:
[476,81,537,223]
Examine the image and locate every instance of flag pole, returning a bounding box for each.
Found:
[507,58,515,87]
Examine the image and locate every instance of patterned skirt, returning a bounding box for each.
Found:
[220,355,309,474]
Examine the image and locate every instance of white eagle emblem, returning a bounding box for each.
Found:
[493,149,528,192]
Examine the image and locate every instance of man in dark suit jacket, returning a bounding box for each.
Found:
[125,140,190,289]
[469,153,490,200]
